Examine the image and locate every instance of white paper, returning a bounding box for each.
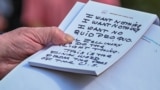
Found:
[29,1,159,75]
[1,24,160,90]
[0,2,160,90]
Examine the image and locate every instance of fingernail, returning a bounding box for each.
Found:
[65,34,74,42]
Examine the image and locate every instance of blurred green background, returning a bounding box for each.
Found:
[121,0,160,17]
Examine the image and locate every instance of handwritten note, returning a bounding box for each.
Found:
[29,1,157,75]
[40,11,143,69]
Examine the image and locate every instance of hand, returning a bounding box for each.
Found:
[0,27,74,79]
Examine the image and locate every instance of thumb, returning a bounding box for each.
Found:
[24,27,74,46]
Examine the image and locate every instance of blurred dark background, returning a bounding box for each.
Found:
[7,0,22,32]
[1,0,160,32]
[121,0,160,17]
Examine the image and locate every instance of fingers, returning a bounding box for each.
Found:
[0,26,74,56]
[0,59,18,80]
[21,27,74,46]
[0,26,74,79]
[43,27,74,45]
[63,33,75,44]
[0,26,74,60]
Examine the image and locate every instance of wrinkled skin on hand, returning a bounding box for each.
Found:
[0,27,74,79]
